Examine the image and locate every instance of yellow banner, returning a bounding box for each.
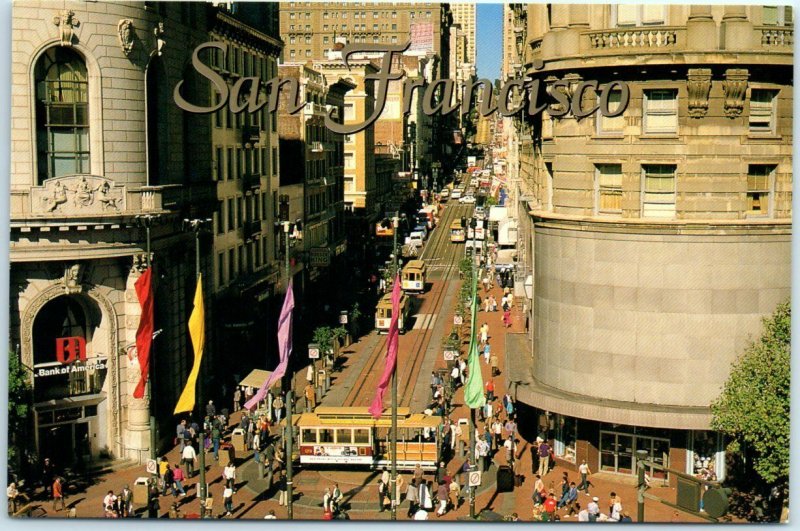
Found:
[173,274,205,415]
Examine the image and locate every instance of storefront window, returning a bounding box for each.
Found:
[690,430,724,480]
[599,424,670,480]
[554,415,577,463]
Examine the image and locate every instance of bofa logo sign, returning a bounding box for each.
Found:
[55,336,87,364]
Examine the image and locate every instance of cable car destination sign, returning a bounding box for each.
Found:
[175,43,629,135]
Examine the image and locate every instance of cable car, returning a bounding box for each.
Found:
[292,407,442,470]
[375,291,412,333]
[401,260,426,293]
[450,219,465,243]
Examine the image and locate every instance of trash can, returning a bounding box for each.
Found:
[231,428,246,453]
[317,369,326,388]
[133,477,150,506]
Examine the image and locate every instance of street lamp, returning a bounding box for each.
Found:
[636,449,649,522]
[182,217,211,504]
[135,214,160,463]
[390,211,400,521]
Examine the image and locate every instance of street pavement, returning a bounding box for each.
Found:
[19,204,709,523]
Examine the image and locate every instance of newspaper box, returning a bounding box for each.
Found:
[218,443,235,467]
[231,428,246,453]
[133,477,150,506]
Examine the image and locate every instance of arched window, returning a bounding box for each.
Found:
[35,47,90,183]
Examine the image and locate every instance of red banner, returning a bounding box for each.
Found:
[133,267,155,399]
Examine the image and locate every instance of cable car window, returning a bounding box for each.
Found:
[336,429,353,444]
[301,429,316,444]
[353,429,370,443]
[319,428,334,443]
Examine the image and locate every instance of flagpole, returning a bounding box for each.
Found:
[469,217,477,519]
[390,212,399,521]
[283,221,294,520]
[137,214,159,464]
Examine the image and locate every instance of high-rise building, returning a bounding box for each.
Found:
[450,3,476,65]
[506,4,792,484]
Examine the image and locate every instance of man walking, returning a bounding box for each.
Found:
[181,442,197,479]
[176,420,188,451]
[578,460,592,495]
[172,464,186,497]
[278,472,288,506]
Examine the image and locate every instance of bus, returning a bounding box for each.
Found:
[375,291,412,333]
[293,407,442,470]
[450,219,465,243]
[401,260,426,293]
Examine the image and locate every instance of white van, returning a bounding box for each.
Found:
[408,231,425,248]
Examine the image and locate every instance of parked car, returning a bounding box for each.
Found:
[459,195,476,204]
[451,189,462,200]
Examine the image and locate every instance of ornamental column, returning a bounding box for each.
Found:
[721,5,754,51]
[686,6,718,50]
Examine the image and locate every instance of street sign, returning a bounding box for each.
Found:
[339,312,348,325]
[308,344,320,360]
[443,350,458,361]
[469,471,482,487]
[145,459,157,475]
[453,315,463,326]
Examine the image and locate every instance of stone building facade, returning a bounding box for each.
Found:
[505,4,792,483]
[10,1,221,466]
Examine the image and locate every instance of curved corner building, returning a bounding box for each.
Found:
[505,4,791,483]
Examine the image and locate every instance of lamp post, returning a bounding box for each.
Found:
[184,218,210,503]
[468,216,478,520]
[135,214,160,464]
[282,220,296,520]
[390,212,399,520]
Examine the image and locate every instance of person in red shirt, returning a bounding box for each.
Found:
[543,492,558,519]
[52,477,65,512]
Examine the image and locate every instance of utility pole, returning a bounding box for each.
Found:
[390,212,399,521]
[283,221,295,520]
[637,450,648,522]
[185,218,210,504]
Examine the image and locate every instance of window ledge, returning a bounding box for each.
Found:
[747,134,782,141]
[639,134,680,140]
[591,133,625,141]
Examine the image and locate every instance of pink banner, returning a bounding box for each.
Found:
[245,281,295,410]
[368,274,401,419]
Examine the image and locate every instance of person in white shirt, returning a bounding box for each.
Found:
[103,491,117,513]
[322,487,332,512]
[181,444,197,478]
[222,486,234,516]
[492,420,503,449]
[223,463,236,490]
[414,508,429,520]
[588,497,601,522]
[264,510,277,519]
[577,504,590,522]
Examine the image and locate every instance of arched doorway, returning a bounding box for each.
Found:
[31,294,108,468]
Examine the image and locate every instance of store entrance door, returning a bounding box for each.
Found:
[39,424,74,467]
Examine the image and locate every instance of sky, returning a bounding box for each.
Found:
[475,3,503,82]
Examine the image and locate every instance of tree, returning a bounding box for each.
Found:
[8,348,33,472]
[711,300,790,519]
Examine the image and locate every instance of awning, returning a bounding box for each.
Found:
[239,369,277,389]
[489,206,508,222]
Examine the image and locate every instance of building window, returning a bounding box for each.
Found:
[596,89,625,135]
[305,36,311,44]
[344,103,355,121]
[323,36,329,43]
[643,89,678,134]
[215,147,223,181]
[228,248,236,277]
[217,200,225,234]
[391,36,398,43]
[228,198,236,230]
[641,164,676,218]
[272,147,278,175]
[290,49,296,59]
[762,5,792,25]
[289,36,296,44]
[613,4,666,27]
[391,23,397,30]
[34,47,90,183]
[305,50,312,57]
[595,164,623,215]
[391,11,397,18]
[344,153,355,169]
[289,12,295,19]
[749,89,778,134]
[218,252,225,286]
[746,165,775,217]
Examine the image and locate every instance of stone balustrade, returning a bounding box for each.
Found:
[757,26,793,47]
[586,27,682,50]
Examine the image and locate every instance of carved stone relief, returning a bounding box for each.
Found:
[153,22,166,56]
[723,68,749,118]
[53,10,80,47]
[63,263,85,294]
[32,175,126,215]
[118,19,136,56]
[687,68,712,118]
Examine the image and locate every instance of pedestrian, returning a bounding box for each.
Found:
[577,503,589,522]
[502,308,511,328]
[544,492,558,519]
[272,393,284,424]
[450,364,460,389]
[532,474,545,505]
[264,509,278,519]
[559,482,578,514]
[578,460,592,494]
[119,484,133,516]
[381,467,390,487]
[306,364,314,385]
[161,463,174,497]
[332,483,343,514]
[492,419,504,450]
[609,492,622,519]
[485,379,495,402]
[503,436,516,463]
[419,480,433,511]
[158,456,169,493]
[449,477,462,508]
[50,476,65,512]
[7,482,19,514]
[168,502,181,519]
[483,341,491,364]
[263,443,276,485]
[490,353,499,376]
[537,440,551,477]
[211,423,222,461]
[435,462,447,485]
[172,464,186,497]
[181,442,197,478]
[147,485,159,519]
[41,457,55,497]
[222,485,234,516]
[223,462,236,490]
[233,387,242,412]
[103,490,117,515]
[322,487,332,513]
[278,472,288,506]
[480,323,489,345]
[206,400,216,418]
[377,479,388,512]
[436,481,449,516]
[587,496,601,522]
[304,383,316,412]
